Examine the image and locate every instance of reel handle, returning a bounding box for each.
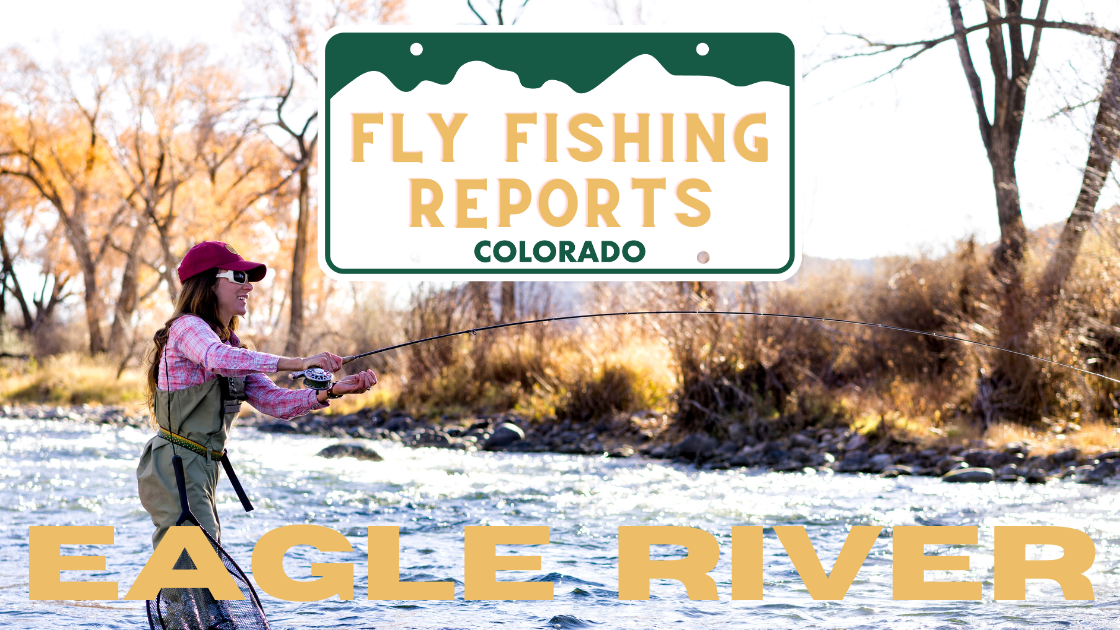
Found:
[288,367,334,390]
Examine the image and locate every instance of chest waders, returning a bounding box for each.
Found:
[137,376,271,629]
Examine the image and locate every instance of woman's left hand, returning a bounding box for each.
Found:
[330,370,378,396]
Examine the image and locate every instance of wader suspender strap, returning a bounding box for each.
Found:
[217,375,254,513]
[221,454,254,513]
[172,455,201,527]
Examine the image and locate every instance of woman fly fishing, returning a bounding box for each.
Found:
[137,240,377,550]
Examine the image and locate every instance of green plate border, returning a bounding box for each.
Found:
[323,32,795,276]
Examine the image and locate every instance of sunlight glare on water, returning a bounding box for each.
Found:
[3,417,1120,629]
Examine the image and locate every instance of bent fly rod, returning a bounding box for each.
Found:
[288,310,1120,388]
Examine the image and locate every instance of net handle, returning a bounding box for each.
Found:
[172,455,200,527]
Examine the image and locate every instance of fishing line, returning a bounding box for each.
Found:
[287,310,1120,387]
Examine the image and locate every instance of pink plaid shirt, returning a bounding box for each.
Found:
[158,315,327,419]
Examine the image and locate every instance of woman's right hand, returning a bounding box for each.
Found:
[301,352,343,372]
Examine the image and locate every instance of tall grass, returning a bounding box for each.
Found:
[0,352,146,405]
[3,218,1118,453]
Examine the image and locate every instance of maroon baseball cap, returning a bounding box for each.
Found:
[177,241,267,283]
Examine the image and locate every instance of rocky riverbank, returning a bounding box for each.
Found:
[4,404,1119,485]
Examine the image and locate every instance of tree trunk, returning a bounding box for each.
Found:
[284,162,311,356]
[59,207,107,355]
[151,218,179,305]
[499,281,516,323]
[468,281,494,325]
[1037,43,1120,310]
[107,221,147,355]
[981,134,1038,420]
[79,259,106,355]
[0,225,33,330]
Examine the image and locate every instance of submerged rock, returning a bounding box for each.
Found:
[1052,448,1081,464]
[317,443,383,461]
[484,422,525,450]
[546,615,595,629]
[729,444,763,467]
[257,421,301,433]
[1076,461,1116,485]
[675,433,720,459]
[961,449,990,468]
[868,453,894,473]
[935,456,966,475]
[771,459,803,472]
[942,467,994,483]
[881,465,913,478]
[834,450,868,473]
[608,445,635,458]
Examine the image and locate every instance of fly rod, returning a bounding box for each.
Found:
[287,310,1120,389]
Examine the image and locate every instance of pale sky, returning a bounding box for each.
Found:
[2,0,1118,260]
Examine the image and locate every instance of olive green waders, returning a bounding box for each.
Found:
[137,376,252,549]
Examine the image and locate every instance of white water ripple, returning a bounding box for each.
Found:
[2,417,1120,628]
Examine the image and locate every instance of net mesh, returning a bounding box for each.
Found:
[145,526,271,630]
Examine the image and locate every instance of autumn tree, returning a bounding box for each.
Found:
[242,0,406,357]
[0,47,123,355]
[93,36,301,359]
[826,2,1120,422]
[0,173,71,338]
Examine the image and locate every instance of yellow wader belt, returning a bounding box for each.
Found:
[158,427,255,513]
[159,427,224,460]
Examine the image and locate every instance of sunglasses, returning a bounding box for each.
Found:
[215,269,251,285]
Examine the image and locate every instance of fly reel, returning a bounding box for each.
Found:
[289,367,334,390]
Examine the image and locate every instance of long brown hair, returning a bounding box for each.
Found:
[145,268,240,414]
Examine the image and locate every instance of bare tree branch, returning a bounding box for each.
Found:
[949,0,993,153]
[467,0,488,25]
[810,16,1120,78]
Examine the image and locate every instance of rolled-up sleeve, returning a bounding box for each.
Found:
[244,373,328,420]
[172,316,281,376]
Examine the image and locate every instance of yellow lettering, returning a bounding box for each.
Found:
[410,179,444,227]
[893,526,981,601]
[631,178,665,227]
[661,113,674,162]
[538,179,578,227]
[429,113,468,162]
[251,525,353,602]
[124,527,243,600]
[499,179,532,227]
[613,113,650,162]
[568,114,603,162]
[457,179,488,228]
[994,526,1094,601]
[506,113,536,162]
[618,526,719,601]
[675,179,711,227]
[686,113,724,162]
[392,113,422,163]
[464,526,552,600]
[734,113,767,162]
[545,113,558,162]
[731,526,762,600]
[587,179,620,227]
[368,526,454,600]
[29,526,117,601]
[775,526,881,600]
[351,113,383,162]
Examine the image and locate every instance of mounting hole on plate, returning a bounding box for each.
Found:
[410,42,423,56]
[696,43,709,56]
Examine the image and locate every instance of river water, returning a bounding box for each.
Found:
[3,416,1120,629]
